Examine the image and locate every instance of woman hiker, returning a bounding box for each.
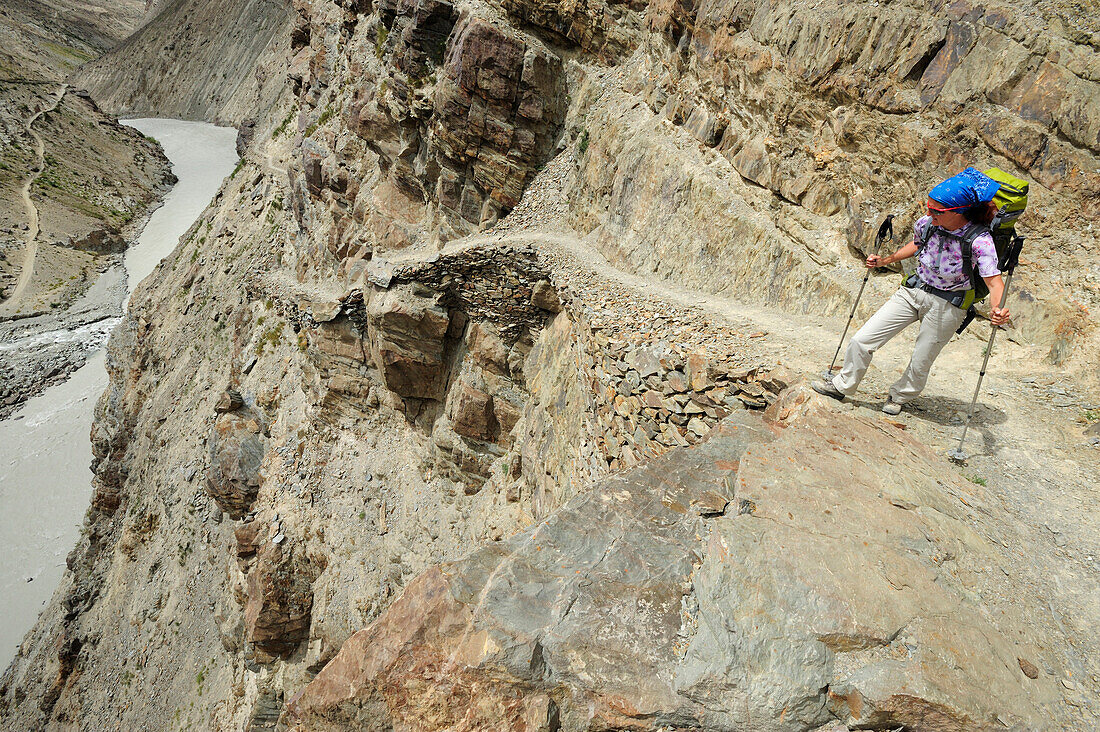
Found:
[812,168,1011,415]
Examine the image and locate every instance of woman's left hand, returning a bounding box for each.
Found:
[990,306,1010,326]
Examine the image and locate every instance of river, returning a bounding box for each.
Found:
[0,119,238,666]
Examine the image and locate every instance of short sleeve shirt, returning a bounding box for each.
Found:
[913,215,1000,291]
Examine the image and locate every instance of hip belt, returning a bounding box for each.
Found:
[903,273,967,308]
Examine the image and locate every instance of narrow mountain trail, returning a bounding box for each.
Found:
[259,127,1098,711]
[3,84,67,312]
[345,206,1100,711]
[385,208,1099,602]
[521,223,1100,692]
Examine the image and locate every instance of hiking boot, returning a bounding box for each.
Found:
[811,380,845,401]
[882,398,903,416]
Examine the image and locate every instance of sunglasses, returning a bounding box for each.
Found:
[926,203,966,214]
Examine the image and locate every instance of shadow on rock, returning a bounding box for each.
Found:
[904,395,1008,428]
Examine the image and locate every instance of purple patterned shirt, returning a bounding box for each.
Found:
[913,215,1000,291]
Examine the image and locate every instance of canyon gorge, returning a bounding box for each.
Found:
[1,0,1098,730]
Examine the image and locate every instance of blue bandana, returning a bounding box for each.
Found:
[928,167,1001,208]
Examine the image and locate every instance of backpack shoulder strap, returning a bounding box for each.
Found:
[915,218,936,247]
[959,225,991,289]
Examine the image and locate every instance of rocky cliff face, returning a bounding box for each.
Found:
[281,0,1098,360]
[286,394,1069,730]
[71,0,295,126]
[2,0,1098,729]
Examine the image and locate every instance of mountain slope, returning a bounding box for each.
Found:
[1,0,1098,729]
[71,0,294,126]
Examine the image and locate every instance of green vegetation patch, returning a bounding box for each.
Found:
[304,104,335,138]
[273,110,295,139]
[376,25,390,58]
[42,41,94,68]
[256,321,285,355]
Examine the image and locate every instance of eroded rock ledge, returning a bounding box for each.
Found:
[287,388,1066,731]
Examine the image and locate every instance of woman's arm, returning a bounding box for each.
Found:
[983,274,1010,326]
[866,242,918,268]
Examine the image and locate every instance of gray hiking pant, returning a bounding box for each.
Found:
[831,286,966,404]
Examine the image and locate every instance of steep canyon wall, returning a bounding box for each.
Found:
[71,0,295,126]
[285,0,1099,356]
[2,0,1099,729]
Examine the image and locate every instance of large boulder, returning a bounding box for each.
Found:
[206,410,265,519]
[245,540,316,659]
[367,286,451,400]
[287,390,1068,730]
[450,382,497,441]
[286,413,774,729]
[678,387,1062,729]
[431,15,566,222]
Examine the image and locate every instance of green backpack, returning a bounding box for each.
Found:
[980,167,1029,298]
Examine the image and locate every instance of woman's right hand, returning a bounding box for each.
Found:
[866,254,883,268]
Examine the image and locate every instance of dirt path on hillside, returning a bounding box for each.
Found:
[4,84,66,308]
[4,84,67,310]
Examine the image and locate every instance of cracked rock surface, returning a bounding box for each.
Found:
[287,387,1072,731]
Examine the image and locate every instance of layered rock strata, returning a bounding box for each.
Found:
[2,0,1099,728]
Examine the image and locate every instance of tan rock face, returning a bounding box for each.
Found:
[286,568,558,731]
[9,0,1099,727]
[434,17,560,214]
[501,0,637,59]
[234,521,261,559]
[466,321,509,375]
[492,395,522,442]
[286,394,1070,730]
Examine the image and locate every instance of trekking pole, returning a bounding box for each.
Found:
[825,215,894,378]
[948,234,1024,462]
